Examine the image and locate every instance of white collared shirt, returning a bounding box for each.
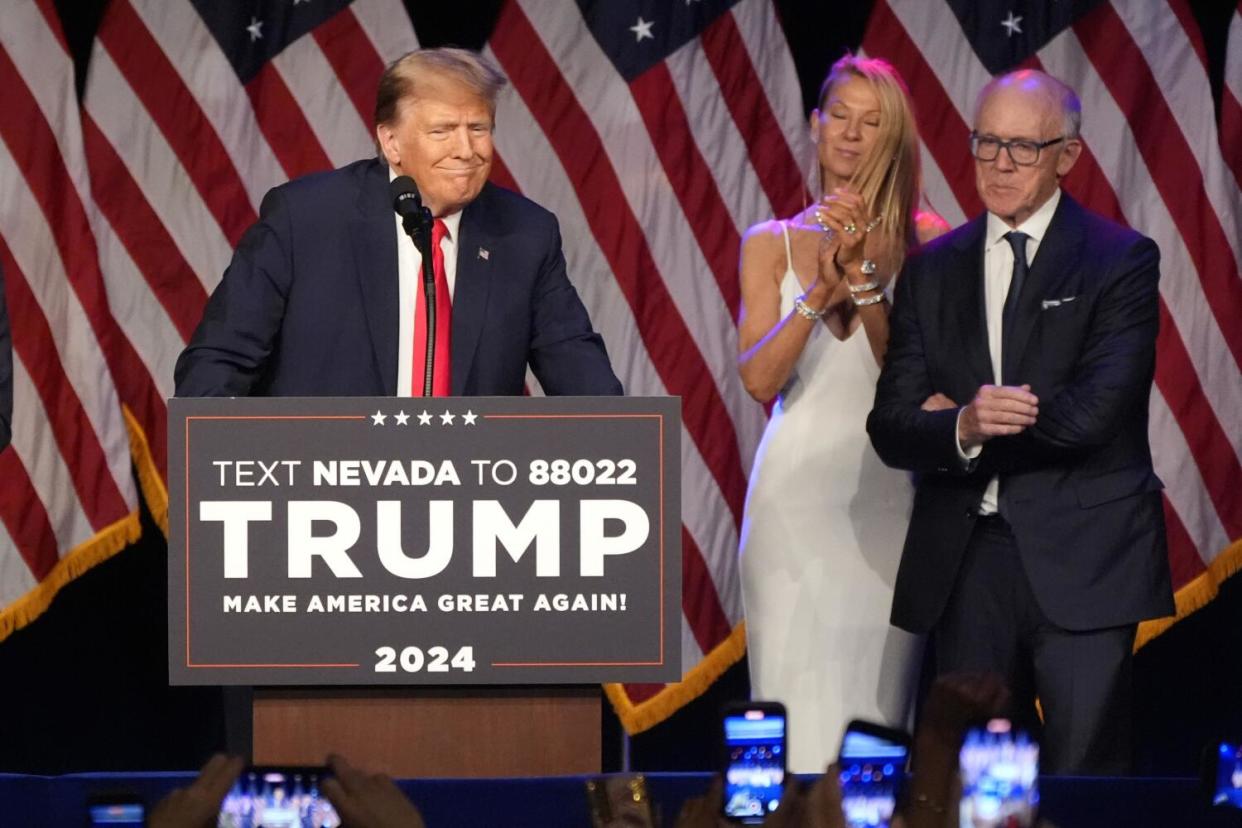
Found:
[390,168,461,397]
[959,188,1061,514]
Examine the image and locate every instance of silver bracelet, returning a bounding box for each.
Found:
[847,279,881,294]
[852,292,885,307]
[794,295,827,320]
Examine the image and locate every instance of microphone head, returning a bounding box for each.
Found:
[389,175,422,218]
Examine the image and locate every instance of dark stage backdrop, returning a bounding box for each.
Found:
[0,0,1238,775]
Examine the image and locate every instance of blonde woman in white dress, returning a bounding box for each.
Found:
[737,54,949,773]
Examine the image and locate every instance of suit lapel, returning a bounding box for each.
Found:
[350,161,400,396]
[451,186,495,394]
[1003,194,1083,383]
[950,217,993,387]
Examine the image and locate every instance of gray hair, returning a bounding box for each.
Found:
[373,47,507,127]
[974,69,1082,139]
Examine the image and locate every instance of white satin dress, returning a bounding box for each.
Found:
[739,222,923,773]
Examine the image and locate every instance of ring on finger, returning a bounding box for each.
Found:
[843,221,857,235]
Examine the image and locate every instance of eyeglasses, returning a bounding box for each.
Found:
[970,132,1066,166]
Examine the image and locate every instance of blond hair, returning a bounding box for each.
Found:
[817,55,923,268]
[374,47,507,127]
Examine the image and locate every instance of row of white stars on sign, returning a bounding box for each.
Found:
[246,0,312,42]
[371,409,478,426]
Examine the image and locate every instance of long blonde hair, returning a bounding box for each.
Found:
[817,55,923,269]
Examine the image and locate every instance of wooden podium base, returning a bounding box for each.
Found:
[252,687,601,778]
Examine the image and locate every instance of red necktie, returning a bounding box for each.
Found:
[412,218,451,396]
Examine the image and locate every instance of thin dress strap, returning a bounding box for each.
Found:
[780,220,794,275]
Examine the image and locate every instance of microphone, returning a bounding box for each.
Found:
[389,175,431,241]
[388,175,438,396]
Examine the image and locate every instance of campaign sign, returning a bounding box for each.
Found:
[168,396,680,685]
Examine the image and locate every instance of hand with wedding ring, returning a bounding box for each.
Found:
[815,188,874,267]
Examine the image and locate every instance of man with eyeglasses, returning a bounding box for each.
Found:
[868,70,1172,775]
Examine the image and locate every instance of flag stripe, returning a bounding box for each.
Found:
[681,526,732,654]
[862,2,984,218]
[699,10,803,218]
[0,450,59,581]
[1221,8,1242,191]
[1150,388,1229,560]
[85,48,233,288]
[0,237,128,528]
[629,64,742,317]
[29,0,68,53]
[97,0,258,245]
[129,0,285,209]
[311,7,386,129]
[491,1,749,528]
[270,35,375,168]
[1163,495,1209,588]
[81,114,209,341]
[1073,5,1242,369]
[0,41,145,501]
[1112,1,1242,269]
[348,0,420,63]
[246,63,336,179]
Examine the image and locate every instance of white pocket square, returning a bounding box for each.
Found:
[1041,296,1078,310]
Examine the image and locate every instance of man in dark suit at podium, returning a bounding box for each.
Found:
[867,70,1173,774]
[175,47,621,399]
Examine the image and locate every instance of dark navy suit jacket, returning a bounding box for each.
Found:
[867,194,1174,633]
[175,158,622,398]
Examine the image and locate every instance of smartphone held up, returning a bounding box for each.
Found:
[218,766,340,828]
[721,702,787,824]
[958,718,1039,828]
[837,719,911,828]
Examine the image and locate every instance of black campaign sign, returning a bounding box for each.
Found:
[168,396,680,685]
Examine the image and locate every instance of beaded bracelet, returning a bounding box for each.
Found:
[794,295,827,319]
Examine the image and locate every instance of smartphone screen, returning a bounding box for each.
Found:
[1212,741,1242,808]
[722,705,786,823]
[87,803,145,826]
[219,767,341,828]
[838,722,910,828]
[958,719,1039,828]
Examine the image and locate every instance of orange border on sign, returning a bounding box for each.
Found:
[182,410,672,673]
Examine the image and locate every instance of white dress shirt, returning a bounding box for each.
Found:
[391,170,462,396]
[958,188,1061,514]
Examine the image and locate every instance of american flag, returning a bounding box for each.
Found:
[0,0,1237,735]
[860,0,1242,651]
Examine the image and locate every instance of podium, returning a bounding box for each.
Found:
[169,396,679,776]
[252,687,600,777]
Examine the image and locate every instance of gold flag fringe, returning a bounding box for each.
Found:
[1135,537,1242,651]
[122,404,168,537]
[0,404,164,642]
[606,622,748,735]
[0,511,140,643]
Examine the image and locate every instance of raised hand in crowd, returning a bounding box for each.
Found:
[897,672,1009,828]
[147,753,244,828]
[320,753,427,828]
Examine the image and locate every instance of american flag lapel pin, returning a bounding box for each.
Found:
[478,247,489,260]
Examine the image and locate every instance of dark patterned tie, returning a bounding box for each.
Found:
[1002,231,1029,382]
